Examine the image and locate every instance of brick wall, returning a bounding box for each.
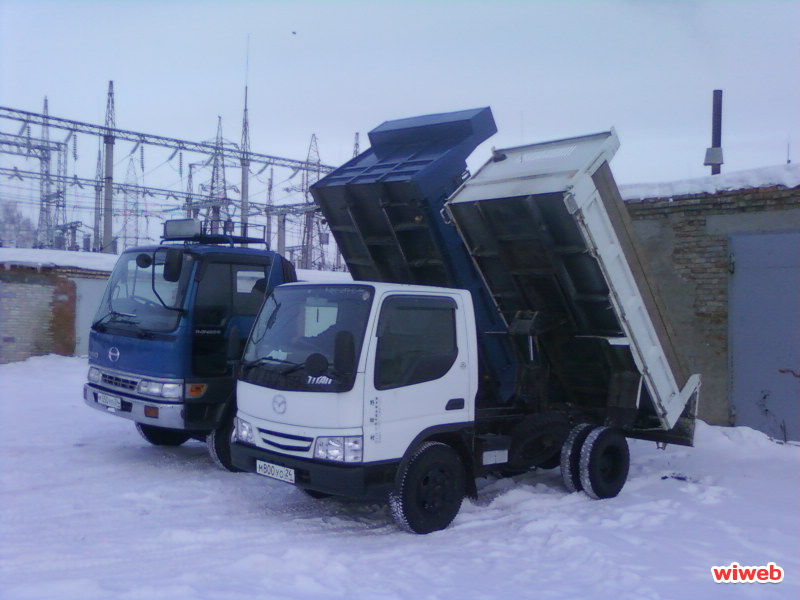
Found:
[0,267,77,363]
[625,185,800,424]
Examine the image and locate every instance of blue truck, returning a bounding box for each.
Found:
[83,219,296,470]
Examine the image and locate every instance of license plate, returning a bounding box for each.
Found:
[256,460,295,484]
[97,392,122,410]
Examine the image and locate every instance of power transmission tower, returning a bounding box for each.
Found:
[353,132,360,157]
[240,87,250,235]
[101,80,116,253]
[93,143,102,249]
[300,134,322,269]
[36,97,52,247]
[207,116,228,232]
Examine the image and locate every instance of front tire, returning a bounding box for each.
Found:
[389,442,465,534]
[578,426,630,499]
[135,423,191,446]
[206,412,242,472]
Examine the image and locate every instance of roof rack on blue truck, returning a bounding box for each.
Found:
[310,107,518,405]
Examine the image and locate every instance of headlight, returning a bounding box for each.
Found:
[137,380,183,399]
[314,436,363,463]
[87,367,101,383]
[234,417,254,444]
[161,383,182,399]
[138,380,163,396]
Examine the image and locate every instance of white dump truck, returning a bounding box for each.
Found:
[230,108,700,533]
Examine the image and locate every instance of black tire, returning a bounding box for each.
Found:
[560,423,594,492]
[135,422,191,446]
[579,426,630,499]
[301,489,332,499]
[505,413,570,474]
[389,442,466,534]
[206,412,242,472]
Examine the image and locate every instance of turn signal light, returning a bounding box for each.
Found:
[144,406,159,418]
[186,383,208,398]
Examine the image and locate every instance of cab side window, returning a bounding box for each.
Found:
[194,262,232,326]
[375,296,458,390]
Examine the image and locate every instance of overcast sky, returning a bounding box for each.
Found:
[1,0,798,196]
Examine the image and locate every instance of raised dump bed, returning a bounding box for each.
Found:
[310,108,517,404]
[446,130,700,437]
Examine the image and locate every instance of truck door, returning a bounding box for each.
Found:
[364,294,472,462]
[192,259,272,376]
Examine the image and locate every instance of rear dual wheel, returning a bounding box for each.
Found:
[560,424,629,499]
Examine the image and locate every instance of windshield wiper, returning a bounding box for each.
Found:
[92,309,138,330]
[242,356,296,369]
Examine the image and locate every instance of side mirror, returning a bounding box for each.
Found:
[135,253,153,269]
[305,353,329,378]
[163,249,183,282]
[334,330,356,376]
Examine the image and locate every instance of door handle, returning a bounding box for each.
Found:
[445,398,465,411]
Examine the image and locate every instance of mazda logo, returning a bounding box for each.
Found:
[108,347,120,362]
[272,395,287,414]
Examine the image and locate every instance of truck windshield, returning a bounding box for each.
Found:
[242,284,374,392]
[93,249,193,333]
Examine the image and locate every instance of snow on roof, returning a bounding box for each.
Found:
[0,248,119,272]
[0,247,354,281]
[620,163,800,201]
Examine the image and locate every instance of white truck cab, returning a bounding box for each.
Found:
[232,282,480,523]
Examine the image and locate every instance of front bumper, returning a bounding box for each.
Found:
[231,442,397,499]
[84,383,187,429]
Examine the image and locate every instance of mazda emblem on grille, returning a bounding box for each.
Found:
[272,395,287,414]
[108,347,120,362]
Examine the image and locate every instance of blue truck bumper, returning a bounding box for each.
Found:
[84,383,187,429]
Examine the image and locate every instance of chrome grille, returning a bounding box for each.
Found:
[257,428,313,452]
[101,373,138,391]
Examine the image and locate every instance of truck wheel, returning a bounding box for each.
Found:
[135,423,191,446]
[505,413,570,474]
[206,413,242,472]
[560,423,594,492]
[301,489,332,499]
[389,442,465,534]
[578,426,630,499]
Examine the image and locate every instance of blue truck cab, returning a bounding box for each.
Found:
[83,219,296,469]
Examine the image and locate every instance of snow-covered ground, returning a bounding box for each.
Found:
[1,355,797,600]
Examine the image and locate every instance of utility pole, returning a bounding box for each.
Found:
[265,167,273,247]
[240,86,250,236]
[102,81,116,253]
[277,214,286,256]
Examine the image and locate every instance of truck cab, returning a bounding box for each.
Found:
[83,219,296,469]
[232,282,477,500]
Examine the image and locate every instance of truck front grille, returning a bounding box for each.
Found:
[257,428,314,453]
[101,373,138,391]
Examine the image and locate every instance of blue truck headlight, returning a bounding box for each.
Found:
[138,380,163,396]
[87,367,101,384]
[234,417,254,444]
[161,383,182,399]
[314,436,363,463]
[136,380,183,399]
